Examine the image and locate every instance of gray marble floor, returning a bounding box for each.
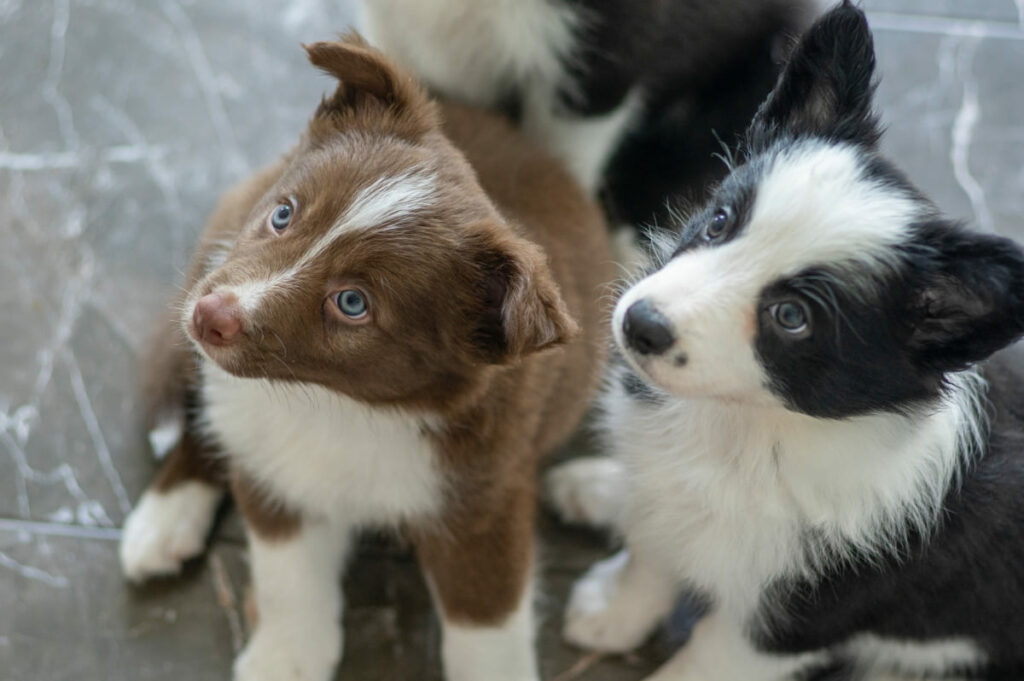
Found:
[1,1,1022,680]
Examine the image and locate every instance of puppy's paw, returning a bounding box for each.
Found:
[564,551,653,653]
[545,457,625,529]
[119,482,222,582]
[234,625,341,681]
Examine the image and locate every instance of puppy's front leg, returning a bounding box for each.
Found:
[120,428,225,581]
[645,609,827,681]
[564,548,678,653]
[416,490,539,681]
[232,476,350,681]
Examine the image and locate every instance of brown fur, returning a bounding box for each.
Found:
[152,430,225,492]
[138,35,612,636]
[231,473,302,542]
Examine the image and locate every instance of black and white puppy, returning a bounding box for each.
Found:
[547,3,1024,679]
[358,0,817,232]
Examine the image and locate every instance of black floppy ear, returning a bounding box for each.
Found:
[910,227,1024,372]
[303,32,436,137]
[747,1,880,148]
[470,225,580,363]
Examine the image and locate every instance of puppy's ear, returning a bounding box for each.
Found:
[304,32,436,138]
[470,228,580,363]
[747,1,880,148]
[910,227,1024,372]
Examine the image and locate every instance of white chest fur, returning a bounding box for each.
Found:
[201,362,445,526]
[602,370,982,619]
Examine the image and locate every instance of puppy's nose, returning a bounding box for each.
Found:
[623,299,674,356]
[193,292,243,346]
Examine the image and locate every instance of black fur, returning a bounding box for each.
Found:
[754,347,1024,678]
[554,0,815,230]
[755,220,1024,419]
[754,263,940,419]
[907,224,1024,373]
[746,0,881,154]
[659,3,1024,673]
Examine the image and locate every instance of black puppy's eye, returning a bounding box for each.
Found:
[336,289,368,319]
[270,203,293,231]
[705,208,730,241]
[771,301,810,334]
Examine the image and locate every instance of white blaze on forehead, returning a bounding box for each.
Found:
[225,171,437,314]
[344,171,438,231]
[300,170,438,268]
[633,142,923,312]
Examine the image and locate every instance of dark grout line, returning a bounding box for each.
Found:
[868,10,1024,41]
[0,517,122,541]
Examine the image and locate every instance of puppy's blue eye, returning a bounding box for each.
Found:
[270,203,293,231]
[336,289,367,319]
[705,208,730,240]
[772,301,809,333]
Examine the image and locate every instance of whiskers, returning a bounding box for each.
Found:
[711,129,738,173]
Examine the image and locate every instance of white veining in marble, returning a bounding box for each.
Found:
[0,548,69,588]
[0,0,361,536]
[0,146,163,170]
[869,12,1024,41]
[0,518,122,541]
[0,235,121,525]
[41,0,77,151]
[66,351,132,514]
[947,32,995,232]
[90,95,186,253]
[158,0,248,178]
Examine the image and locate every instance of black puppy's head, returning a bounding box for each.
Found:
[615,2,1024,418]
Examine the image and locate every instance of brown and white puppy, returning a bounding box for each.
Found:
[118,35,612,681]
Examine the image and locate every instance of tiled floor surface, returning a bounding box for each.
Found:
[2,1,1023,679]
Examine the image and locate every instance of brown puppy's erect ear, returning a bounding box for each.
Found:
[472,228,580,363]
[304,32,436,137]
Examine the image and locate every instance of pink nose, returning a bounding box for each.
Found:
[193,292,243,346]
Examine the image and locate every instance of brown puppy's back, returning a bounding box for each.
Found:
[439,100,613,456]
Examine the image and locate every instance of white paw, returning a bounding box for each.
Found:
[545,457,625,528]
[564,551,652,653]
[234,624,341,681]
[119,482,222,581]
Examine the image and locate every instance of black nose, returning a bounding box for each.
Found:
[623,299,674,356]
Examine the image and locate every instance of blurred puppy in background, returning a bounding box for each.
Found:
[548,3,1024,680]
[358,0,817,240]
[120,35,612,681]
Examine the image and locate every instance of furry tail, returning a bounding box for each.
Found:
[543,457,627,531]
